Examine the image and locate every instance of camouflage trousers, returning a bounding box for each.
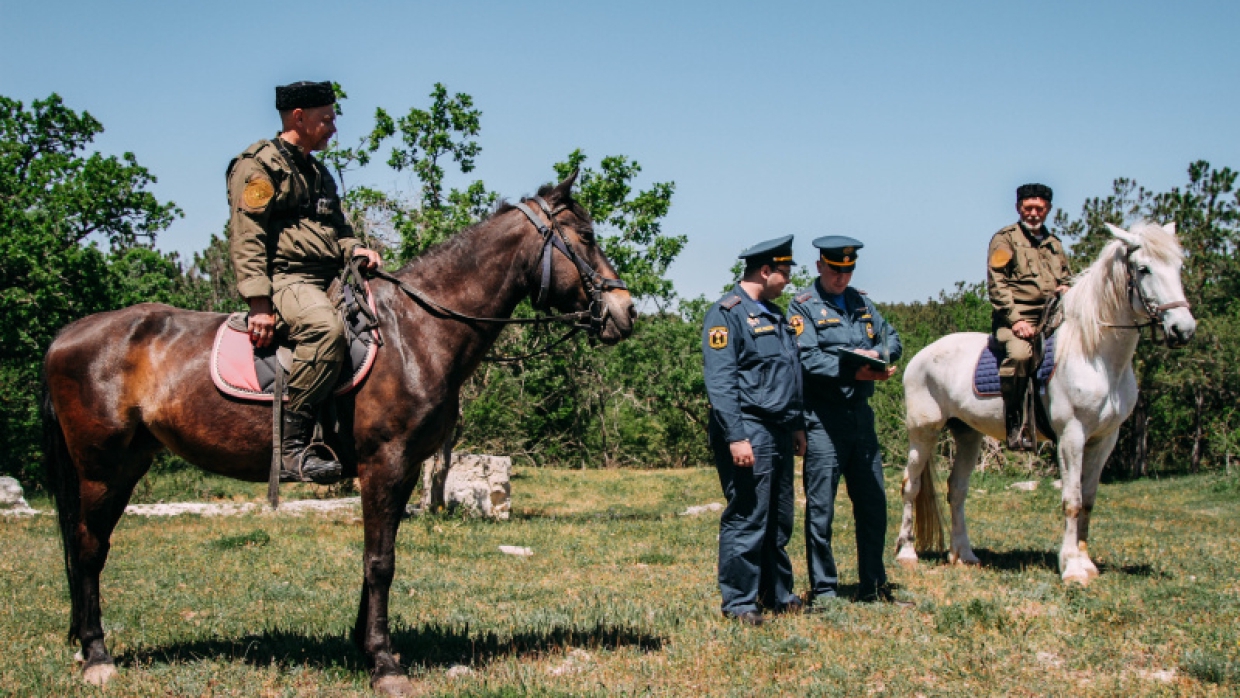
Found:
[273,281,346,414]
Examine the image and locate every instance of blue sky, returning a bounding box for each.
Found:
[3,1,1237,303]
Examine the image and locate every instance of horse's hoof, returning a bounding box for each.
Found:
[373,674,420,697]
[1062,570,1092,587]
[896,549,919,568]
[949,552,980,566]
[82,662,118,687]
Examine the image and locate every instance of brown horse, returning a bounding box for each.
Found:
[42,173,635,696]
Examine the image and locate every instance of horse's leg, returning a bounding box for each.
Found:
[946,426,983,565]
[354,452,420,697]
[56,449,152,685]
[1075,431,1118,581]
[1056,422,1092,585]
[896,425,940,567]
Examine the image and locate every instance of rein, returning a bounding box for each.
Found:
[369,195,627,361]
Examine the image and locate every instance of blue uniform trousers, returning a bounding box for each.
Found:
[803,401,888,598]
[710,416,797,615]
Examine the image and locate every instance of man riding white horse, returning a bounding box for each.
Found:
[986,183,1072,450]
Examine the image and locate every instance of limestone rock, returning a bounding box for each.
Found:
[1009,480,1039,492]
[679,502,724,516]
[0,477,36,515]
[420,453,511,520]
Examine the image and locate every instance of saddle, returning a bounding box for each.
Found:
[210,263,382,508]
[974,332,1059,444]
[211,277,380,401]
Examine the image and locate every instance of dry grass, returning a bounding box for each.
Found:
[3,466,1238,696]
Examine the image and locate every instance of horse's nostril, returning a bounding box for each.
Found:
[628,305,638,320]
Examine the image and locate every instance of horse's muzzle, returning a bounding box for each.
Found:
[597,294,636,344]
[1164,313,1196,348]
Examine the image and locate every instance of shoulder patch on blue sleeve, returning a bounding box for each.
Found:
[795,292,812,303]
[720,295,741,309]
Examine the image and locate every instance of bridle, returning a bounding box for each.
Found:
[513,195,628,336]
[368,195,627,358]
[1100,246,1191,345]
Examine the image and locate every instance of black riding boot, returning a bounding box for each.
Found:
[281,409,343,484]
[1000,377,1035,452]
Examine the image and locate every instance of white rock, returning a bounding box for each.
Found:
[421,453,512,520]
[445,664,473,679]
[499,545,533,557]
[679,502,724,516]
[0,477,38,516]
[1009,480,1039,492]
[0,477,23,507]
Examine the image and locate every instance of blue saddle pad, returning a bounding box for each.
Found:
[973,333,1057,397]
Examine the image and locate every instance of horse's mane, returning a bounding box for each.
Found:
[1058,221,1182,358]
[394,183,591,277]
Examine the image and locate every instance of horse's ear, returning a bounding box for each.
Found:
[1105,222,1141,249]
[1163,222,1177,236]
[547,169,578,204]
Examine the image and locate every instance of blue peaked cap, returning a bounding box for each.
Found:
[738,235,796,266]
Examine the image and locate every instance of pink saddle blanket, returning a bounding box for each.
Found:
[210,294,380,402]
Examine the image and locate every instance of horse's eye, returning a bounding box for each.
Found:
[1138,265,1151,275]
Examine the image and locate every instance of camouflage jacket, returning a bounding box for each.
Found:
[226,138,361,299]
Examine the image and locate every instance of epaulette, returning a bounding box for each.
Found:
[720,295,741,310]
[795,292,813,303]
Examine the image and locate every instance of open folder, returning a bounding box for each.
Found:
[839,349,889,371]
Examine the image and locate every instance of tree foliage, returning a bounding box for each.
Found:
[0,94,185,482]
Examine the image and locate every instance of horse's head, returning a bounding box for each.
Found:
[524,171,636,345]
[1105,221,1196,348]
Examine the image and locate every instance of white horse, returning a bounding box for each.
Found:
[894,221,1195,585]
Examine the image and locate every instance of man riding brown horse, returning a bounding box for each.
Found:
[226,80,383,483]
[986,183,1072,450]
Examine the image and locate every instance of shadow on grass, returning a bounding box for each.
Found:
[972,547,1058,572]
[912,548,1164,578]
[119,621,665,673]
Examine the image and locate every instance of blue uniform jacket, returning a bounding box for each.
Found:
[702,285,805,442]
[787,282,903,407]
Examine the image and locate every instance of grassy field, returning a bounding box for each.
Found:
[3,464,1239,696]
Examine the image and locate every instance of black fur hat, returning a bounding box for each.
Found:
[275,81,335,111]
[1016,183,1053,203]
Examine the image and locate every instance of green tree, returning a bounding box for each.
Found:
[0,93,183,483]
[323,83,497,263]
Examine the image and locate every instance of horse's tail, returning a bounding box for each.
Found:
[914,456,944,553]
[41,373,84,644]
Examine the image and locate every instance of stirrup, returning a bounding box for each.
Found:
[280,443,343,484]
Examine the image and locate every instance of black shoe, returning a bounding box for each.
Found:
[856,583,913,608]
[725,610,765,626]
[776,597,805,615]
[281,410,343,484]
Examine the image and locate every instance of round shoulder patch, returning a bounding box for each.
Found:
[242,177,275,212]
[989,245,1013,269]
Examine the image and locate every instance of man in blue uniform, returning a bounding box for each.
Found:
[702,235,807,626]
[788,236,906,606]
